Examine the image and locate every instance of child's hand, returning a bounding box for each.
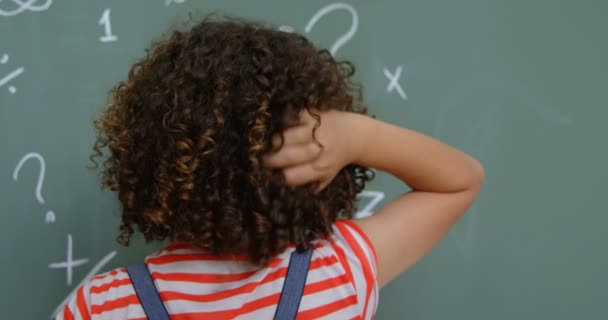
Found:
[263,109,364,191]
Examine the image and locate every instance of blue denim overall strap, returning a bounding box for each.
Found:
[127,246,313,320]
[126,263,170,320]
[273,247,314,320]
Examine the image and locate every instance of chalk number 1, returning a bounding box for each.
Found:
[99,9,118,42]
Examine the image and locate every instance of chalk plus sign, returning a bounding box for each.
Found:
[49,234,89,286]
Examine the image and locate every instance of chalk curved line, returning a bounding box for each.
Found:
[12,152,46,204]
[12,0,52,11]
[305,2,358,56]
[0,0,53,17]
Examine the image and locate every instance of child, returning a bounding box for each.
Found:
[57,16,484,320]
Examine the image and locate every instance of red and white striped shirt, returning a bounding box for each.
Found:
[57,220,378,320]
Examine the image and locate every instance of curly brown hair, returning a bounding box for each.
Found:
[92,15,373,266]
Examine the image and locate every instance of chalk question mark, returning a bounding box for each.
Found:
[305,2,358,56]
[12,152,56,223]
[279,2,359,56]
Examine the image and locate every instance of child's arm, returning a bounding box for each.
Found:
[263,109,485,288]
[351,113,484,288]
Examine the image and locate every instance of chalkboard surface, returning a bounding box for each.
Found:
[1,0,607,319]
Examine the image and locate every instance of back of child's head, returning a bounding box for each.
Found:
[92,15,373,266]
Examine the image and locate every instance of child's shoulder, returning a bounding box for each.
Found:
[87,267,136,309]
[330,219,379,280]
[56,268,135,320]
[90,267,130,289]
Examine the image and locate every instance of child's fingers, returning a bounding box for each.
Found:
[271,125,314,150]
[263,143,322,168]
[290,108,316,125]
[282,163,322,187]
[282,108,315,127]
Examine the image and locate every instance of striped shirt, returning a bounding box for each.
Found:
[56,220,378,320]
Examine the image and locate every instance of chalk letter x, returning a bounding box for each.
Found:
[383,65,407,100]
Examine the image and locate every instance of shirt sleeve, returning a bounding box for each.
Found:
[332,219,379,319]
[55,282,92,320]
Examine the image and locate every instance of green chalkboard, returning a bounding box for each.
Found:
[1,0,607,319]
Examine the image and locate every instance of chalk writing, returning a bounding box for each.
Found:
[305,2,358,55]
[12,152,56,223]
[48,234,89,286]
[0,53,24,95]
[98,9,118,42]
[356,190,385,218]
[383,65,407,100]
[278,25,294,33]
[165,0,186,6]
[0,0,52,17]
